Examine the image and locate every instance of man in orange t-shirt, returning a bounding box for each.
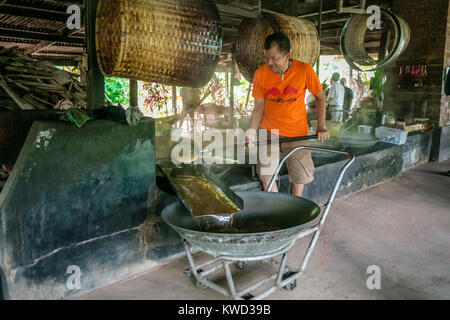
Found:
[248,32,329,197]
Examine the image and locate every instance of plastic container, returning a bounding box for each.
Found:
[375,126,408,145]
[357,125,374,135]
[309,120,343,137]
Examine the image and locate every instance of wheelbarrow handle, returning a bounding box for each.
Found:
[245,134,318,147]
[267,146,355,227]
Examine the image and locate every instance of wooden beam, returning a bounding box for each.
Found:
[172,86,177,115]
[316,0,323,76]
[0,6,69,22]
[298,7,357,18]
[25,27,84,55]
[33,56,79,66]
[320,43,341,51]
[1,0,73,14]
[229,44,236,126]
[0,22,54,34]
[320,28,343,40]
[24,41,53,55]
[32,52,82,58]
[284,0,299,16]
[85,0,104,109]
[129,80,138,107]
[216,3,259,19]
[314,18,349,25]
[0,29,84,44]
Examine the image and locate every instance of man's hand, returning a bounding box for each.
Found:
[316,128,330,143]
[313,90,328,143]
[245,133,256,151]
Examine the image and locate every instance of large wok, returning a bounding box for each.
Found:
[337,133,380,149]
[162,146,355,259]
[162,191,321,258]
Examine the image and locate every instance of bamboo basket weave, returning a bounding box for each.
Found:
[96,0,222,88]
[236,13,319,83]
[340,8,410,71]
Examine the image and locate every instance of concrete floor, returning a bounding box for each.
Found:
[80,160,450,300]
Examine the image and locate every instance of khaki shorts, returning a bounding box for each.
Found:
[256,136,315,185]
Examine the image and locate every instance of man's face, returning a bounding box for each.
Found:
[264,45,290,74]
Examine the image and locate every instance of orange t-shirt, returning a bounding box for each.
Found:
[252,60,322,137]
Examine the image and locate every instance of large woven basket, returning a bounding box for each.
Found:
[340,8,410,71]
[96,0,222,88]
[236,12,319,83]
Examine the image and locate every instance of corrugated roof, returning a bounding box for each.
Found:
[0,0,84,65]
[0,0,392,67]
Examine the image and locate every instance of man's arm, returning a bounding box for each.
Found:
[245,98,265,148]
[313,90,330,143]
[250,98,265,130]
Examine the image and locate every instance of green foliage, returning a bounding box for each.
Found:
[54,66,80,74]
[201,73,227,106]
[371,68,386,101]
[142,82,170,113]
[105,77,130,106]
[322,78,329,92]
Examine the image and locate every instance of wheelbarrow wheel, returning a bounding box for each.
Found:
[284,280,297,291]
[196,280,208,289]
[184,268,192,277]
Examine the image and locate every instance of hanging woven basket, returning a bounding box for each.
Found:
[340,8,410,71]
[236,12,320,83]
[96,0,222,88]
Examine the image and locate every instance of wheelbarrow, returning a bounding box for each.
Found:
[161,146,355,300]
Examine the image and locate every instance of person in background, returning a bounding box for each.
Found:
[326,72,345,122]
[194,103,231,128]
[178,87,201,130]
[340,78,354,122]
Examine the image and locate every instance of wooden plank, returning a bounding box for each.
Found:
[129,79,138,107]
[84,0,104,109]
[216,3,259,19]
[229,45,236,127]
[172,86,177,115]
[1,0,71,14]
[0,6,68,22]
[0,29,84,44]
[284,0,299,16]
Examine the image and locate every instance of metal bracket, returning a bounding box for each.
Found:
[337,0,367,14]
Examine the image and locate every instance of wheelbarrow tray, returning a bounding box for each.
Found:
[162,146,355,300]
[162,191,321,258]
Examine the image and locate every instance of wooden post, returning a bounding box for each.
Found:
[284,0,299,16]
[172,86,177,115]
[129,80,138,107]
[316,0,323,76]
[244,83,252,110]
[376,30,391,110]
[225,71,229,95]
[85,0,104,109]
[229,45,236,127]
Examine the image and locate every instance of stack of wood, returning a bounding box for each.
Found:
[0,47,86,111]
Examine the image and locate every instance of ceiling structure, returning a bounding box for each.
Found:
[0,0,393,68]
[0,0,84,66]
